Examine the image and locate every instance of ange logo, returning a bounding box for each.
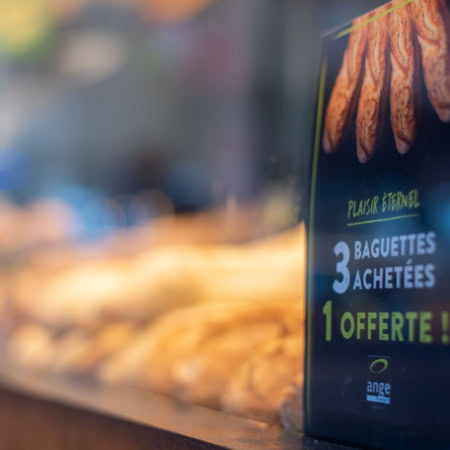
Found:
[369,358,389,374]
[367,355,391,405]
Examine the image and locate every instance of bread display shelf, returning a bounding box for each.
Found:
[0,367,349,450]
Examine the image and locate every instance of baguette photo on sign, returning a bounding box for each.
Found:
[323,0,450,163]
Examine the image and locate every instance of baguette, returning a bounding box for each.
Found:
[98,300,303,396]
[173,310,303,409]
[410,0,450,122]
[67,321,137,374]
[5,324,55,371]
[49,328,91,372]
[389,0,421,154]
[220,335,303,424]
[15,225,305,330]
[356,7,391,163]
[141,301,303,396]
[323,16,368,153]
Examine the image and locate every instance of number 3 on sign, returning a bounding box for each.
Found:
[333,241,350,294]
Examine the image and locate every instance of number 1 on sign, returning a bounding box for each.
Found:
[323,300,332,341]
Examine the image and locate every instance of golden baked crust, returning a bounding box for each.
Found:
[220,335,303,424]
[67,321,137,374]
[5,221,306,428]
[172,323,282,408]
[98,300,303,396]
[323,0,450,160]
[323,16,368,153]
[356,7,391,163]
[410,0,450,122]
[5,324,55,371]
[173,305,303,408]
[389,0,421,154]
[143,301,302,397]
[14,225,305,330]
[49,328,91,372]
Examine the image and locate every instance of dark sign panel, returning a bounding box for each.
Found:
[305,0,450,447]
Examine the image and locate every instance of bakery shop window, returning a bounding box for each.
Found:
[0,0,307,435]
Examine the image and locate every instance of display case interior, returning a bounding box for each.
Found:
[0,0,312,446]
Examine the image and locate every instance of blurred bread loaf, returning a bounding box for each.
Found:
[220,335,303,425]
[14,225,305,330]
[4,324,56,371]
[4,212,306,430]
[50,321,138,374]
[172,301,303,408]
[99,300,303,395]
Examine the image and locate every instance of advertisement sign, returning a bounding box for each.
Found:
[305,0,450,447]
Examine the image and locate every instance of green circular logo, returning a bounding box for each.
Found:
[369,358,389,374]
